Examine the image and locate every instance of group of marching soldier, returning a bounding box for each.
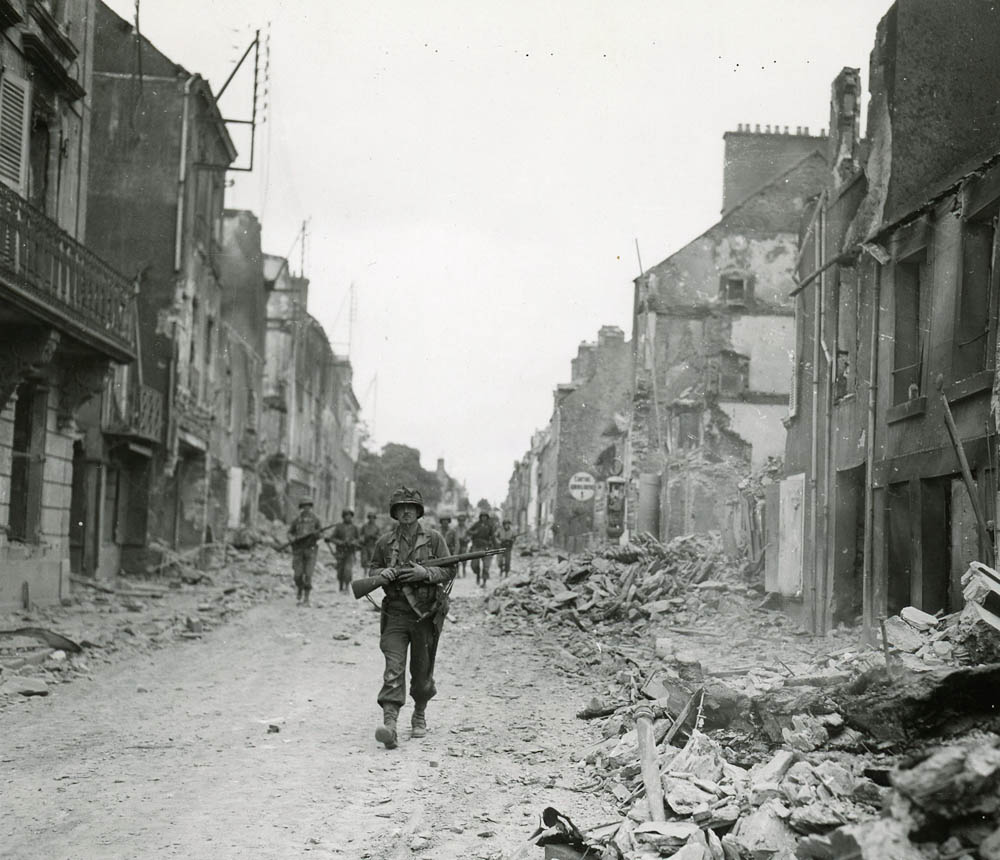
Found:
[284,488,518,750]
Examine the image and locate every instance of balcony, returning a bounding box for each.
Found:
[0,183,135,362]
[174,386,214,444]
[105,382,164,445]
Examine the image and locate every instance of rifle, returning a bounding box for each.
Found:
[275,523,337,552]
[351,547,506,600]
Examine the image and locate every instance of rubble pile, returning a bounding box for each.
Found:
[501,548,1000,859]
[0,532,305,708]
[487,534,739,629]
[876,562,1000,668]
[564,648,1000,859]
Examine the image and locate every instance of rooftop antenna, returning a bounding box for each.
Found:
[213,29,261,173]
[299,218,309,276]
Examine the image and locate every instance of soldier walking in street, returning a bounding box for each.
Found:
[288,499,322,606]
[360,512,381,569]
[467,511,498,588]
[367,487,456,749]
[455,513,470,577]
[329,509,361,593]
[438,514,459,554]
[498,519,517,577]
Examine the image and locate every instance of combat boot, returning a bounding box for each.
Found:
[411,707,427,738]
[302,589,311,607]
[296,587,302,603]
[376,709,398,749]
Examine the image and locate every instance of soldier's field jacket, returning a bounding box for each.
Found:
[369,522,456,616]
[288,510,322,551]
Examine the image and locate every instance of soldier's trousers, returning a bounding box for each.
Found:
[470,554,492,582]
[360,543,376,569]
[292,546,318,591]
[336,551,354,588]
[377,607,440,713]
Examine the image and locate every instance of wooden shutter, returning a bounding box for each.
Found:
[0,73,30,195]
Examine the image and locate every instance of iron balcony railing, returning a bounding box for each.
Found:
[105,381,164,444]
[0,182,135,360]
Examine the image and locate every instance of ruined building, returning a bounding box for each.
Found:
[0,0,138,604]
[506,427,552,545]
[432,458,469,517]
[507,326,631,551]
[85,1,239,562]
[627,125,828,541]
[778,0,1000,634]
[258,255,360,524]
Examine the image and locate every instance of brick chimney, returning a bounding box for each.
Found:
[571,342,597,383]
[598,325,625,347]
[721,126,828,212]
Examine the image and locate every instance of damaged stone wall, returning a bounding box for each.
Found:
[627,134,824,543]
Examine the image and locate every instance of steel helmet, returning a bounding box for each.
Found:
[389,486,425,520]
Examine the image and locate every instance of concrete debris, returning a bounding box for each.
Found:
[0,676,50,696]
[506,545,1000,860]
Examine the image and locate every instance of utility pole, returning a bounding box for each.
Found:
[299,219,308,276]
[348,282,357,358]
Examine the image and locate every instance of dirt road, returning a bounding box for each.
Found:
[1,572,615,859]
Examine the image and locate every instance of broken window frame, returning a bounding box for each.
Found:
[717,349,750,398]
[834,266,859,402]
[891,249,928,406]
[719,273,754,308]
[953,211,999,382]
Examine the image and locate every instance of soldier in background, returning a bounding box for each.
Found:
[329,509,361,592]
[360,512,380,569]
[287,499,322,605]
[498,519,517,577]
[467,511,498,588]
[438,514,459,554]
[455,513,471,577]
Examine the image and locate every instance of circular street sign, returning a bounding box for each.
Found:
[568,472,596,501]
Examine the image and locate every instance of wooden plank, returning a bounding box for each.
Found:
[777,473,805,596]
[764,482,781,592]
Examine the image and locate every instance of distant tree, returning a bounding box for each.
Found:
[356,440,442,514]
[476,498,491,512]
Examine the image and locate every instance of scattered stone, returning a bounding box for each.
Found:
[267,724,280,734]
[900,606,939,631]
[1,676,49,696]
[723,801,797,858]
[881,616,925,653]
[796,817,924,859]
[753,749,799,786]
[815,760,855,797]
[782,714,829,752]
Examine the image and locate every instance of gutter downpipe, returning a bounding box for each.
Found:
[820,205,834,635]
[174,76,195,272]
[862,260,881,646]
[808,192,827,633]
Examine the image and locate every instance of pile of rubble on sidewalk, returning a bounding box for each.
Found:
[488,534,739,630]
[0,520,312,706]
[499,544,1000,859]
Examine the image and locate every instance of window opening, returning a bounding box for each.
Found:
[954,217,996,380]
[892,256,924,405]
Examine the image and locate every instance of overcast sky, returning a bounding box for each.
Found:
[106,0,887,504]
